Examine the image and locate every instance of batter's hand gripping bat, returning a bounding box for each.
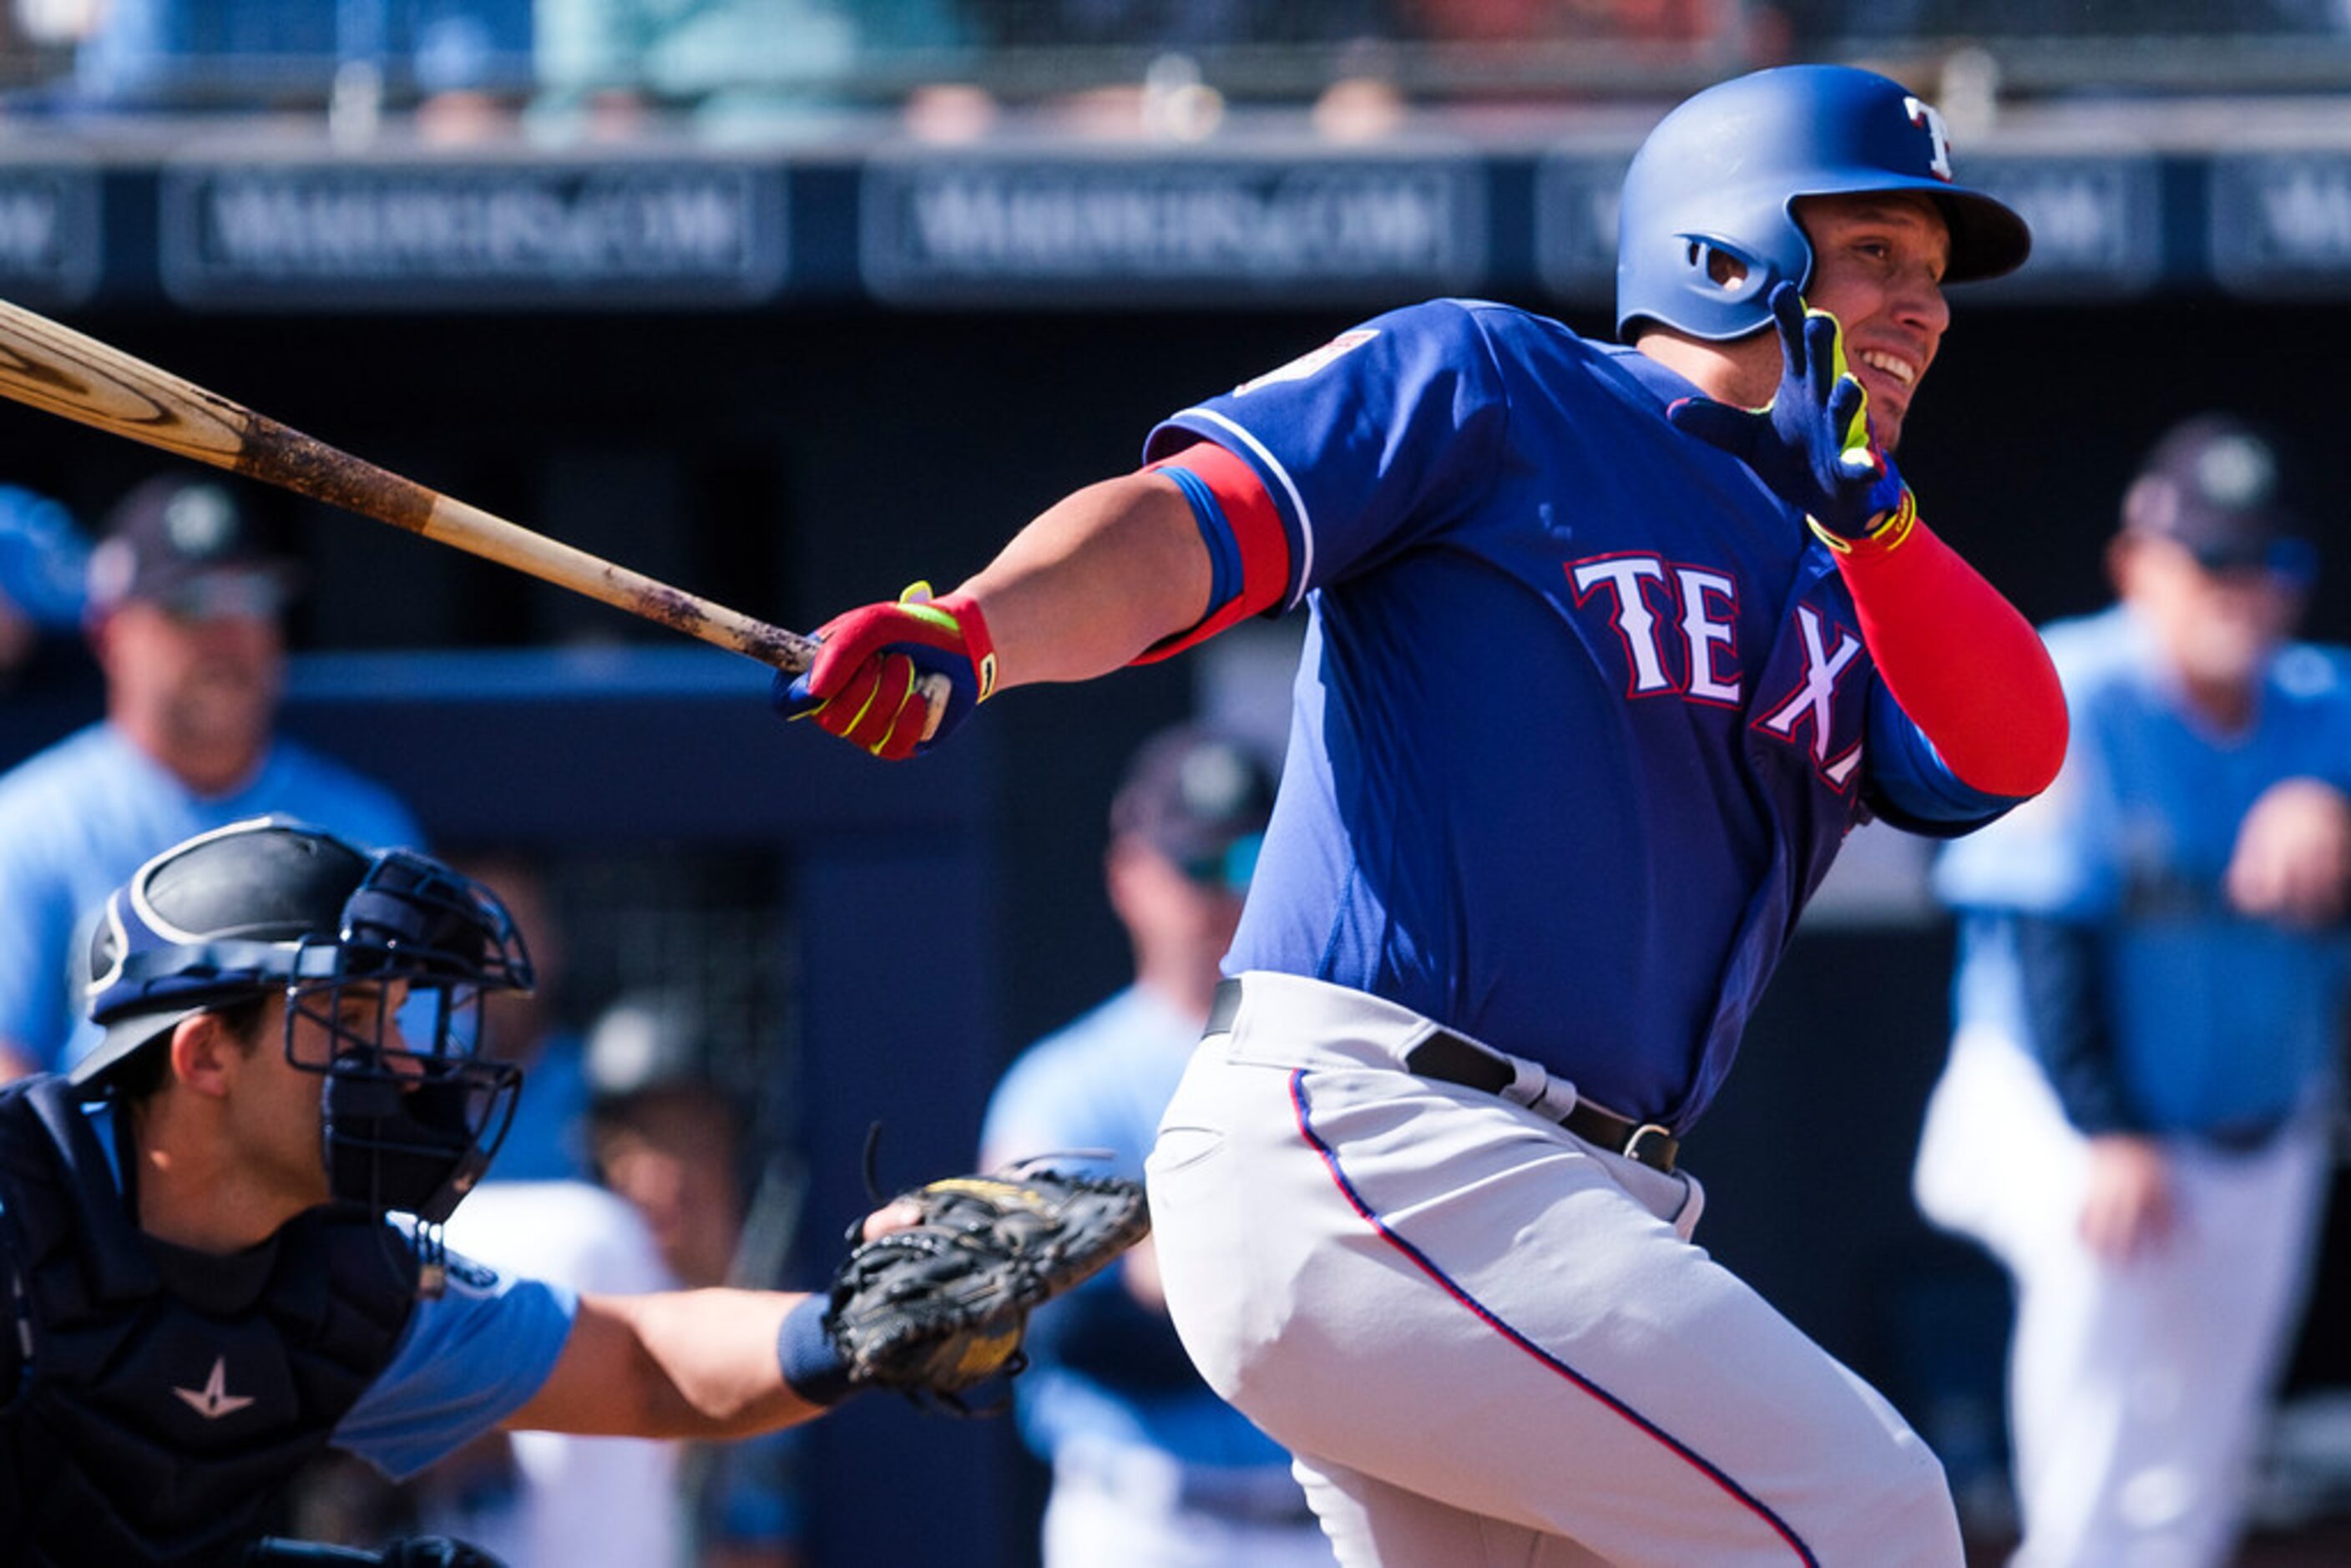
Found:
[0,296,946,732]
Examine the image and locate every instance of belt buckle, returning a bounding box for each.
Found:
[1623,1122,1677,1173]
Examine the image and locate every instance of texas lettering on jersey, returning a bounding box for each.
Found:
[1568,550,1872,792]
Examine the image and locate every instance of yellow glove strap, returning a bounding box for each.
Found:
[1807,487,1919,558]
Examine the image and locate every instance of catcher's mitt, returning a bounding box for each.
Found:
[825,1161,1150,1405]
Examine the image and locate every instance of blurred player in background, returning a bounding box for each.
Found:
[1914,413,2351,1568]
[453,849,597,1183]
[0,473,420,1080]
[781,63,2066,1565]
[405,853,688,1568]
[981,725,1330,1568]
[584,990,810,1568]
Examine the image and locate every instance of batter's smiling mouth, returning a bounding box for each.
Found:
[1858,349,1917,387]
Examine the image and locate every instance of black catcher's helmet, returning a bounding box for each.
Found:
[78,817,535,1224]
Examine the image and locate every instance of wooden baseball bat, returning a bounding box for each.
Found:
[0,293,832,673]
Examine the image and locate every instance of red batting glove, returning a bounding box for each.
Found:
[771,584,997,761]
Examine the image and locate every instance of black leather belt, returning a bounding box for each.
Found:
[1206,979,1681,1173]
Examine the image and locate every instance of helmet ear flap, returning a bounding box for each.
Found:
[1678,235,1778,319]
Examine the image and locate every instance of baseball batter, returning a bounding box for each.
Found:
[782,65,2069,1565]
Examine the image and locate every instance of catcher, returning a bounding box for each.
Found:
[0,817,1147,1568]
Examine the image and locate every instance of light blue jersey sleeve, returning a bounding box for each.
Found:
[0,842,82,1062]
[335,1243,579,1479]
[1931,766,2111,918]
[0,727,119,1061]
[252,740,425,857]
[2273,643,2351,792]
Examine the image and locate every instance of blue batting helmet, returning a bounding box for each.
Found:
[1615,65,2030,342]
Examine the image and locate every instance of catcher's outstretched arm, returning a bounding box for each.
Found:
[498,1197,922,1440]
[500,1203,912,1448]
[495,1171,1147,1438]
[506,1287,830,1441]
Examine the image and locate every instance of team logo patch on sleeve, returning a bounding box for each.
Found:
[1236,330,1378,394]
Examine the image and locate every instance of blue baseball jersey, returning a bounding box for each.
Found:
[1144,300,2013,1130]
[0,722,422,1073]
[1937,605,2351,1135]
[983,985,1302,1475]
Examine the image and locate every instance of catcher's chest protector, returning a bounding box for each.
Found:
[0,1077,419,1566]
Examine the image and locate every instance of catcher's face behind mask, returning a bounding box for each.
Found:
[79,816,535,1224]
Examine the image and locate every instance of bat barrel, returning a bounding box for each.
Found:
[0,293,823,677]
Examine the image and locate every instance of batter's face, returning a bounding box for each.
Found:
[1790,194,1952,450]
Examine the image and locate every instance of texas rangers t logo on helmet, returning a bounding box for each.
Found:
[1904,96,1955,182]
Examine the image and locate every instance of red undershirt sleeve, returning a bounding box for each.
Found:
[1823,507,2068,798]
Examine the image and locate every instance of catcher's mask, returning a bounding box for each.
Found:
[78,816,533,1226]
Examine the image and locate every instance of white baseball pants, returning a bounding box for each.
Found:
[1145,972,1964,1567]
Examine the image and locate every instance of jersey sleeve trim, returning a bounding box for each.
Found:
[1147,407,1313,609]
[1162,462,1243,612]
[1129,439,1296,665]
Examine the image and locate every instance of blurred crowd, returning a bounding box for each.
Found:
[0,1,2342,142]
[0,0,1741,144]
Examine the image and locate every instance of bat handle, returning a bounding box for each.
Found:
[766,635,948,745]
[916,672,951,744]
